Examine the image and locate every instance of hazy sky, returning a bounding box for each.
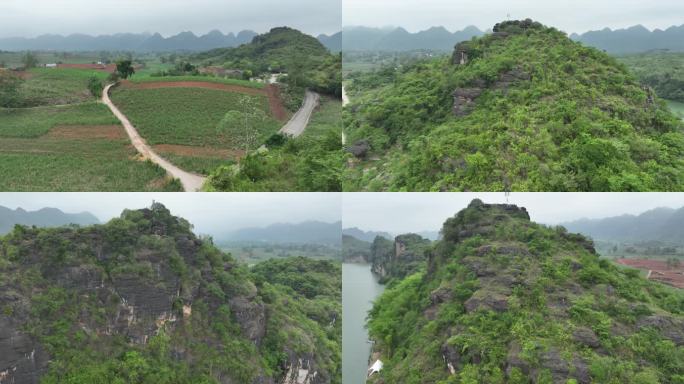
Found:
[343,193,684,234]
[0,193,341,236]
[0,0,341,38]
[344,0,684,34]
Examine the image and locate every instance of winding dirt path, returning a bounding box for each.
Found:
[102,83,206,192]
[279,90,320,137]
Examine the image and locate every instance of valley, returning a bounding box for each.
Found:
[0,27,342,192]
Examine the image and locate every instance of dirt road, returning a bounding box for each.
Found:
[102,84,206,192]
[279,90,320,137]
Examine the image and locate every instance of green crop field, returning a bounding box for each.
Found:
[155,151,237,176]
[18,68,108,106]
[0,103,181,191]
[128,75,265,89]
[0,102,117,137]
[110,87,280,147]
[0,51,102,69]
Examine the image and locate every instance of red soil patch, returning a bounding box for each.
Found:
[153,144,244,159]
[46,125,126,140]
[617,259,684,288]
[57,63,116,72]
[119,80,289,121]
[265,84,288,121]
[120,80,266,96]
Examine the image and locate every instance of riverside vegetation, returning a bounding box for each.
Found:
[343,20,684,191]
[364,200,684,383]
[0,203,340,384]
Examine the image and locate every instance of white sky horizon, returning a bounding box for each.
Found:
[343,0,684,36]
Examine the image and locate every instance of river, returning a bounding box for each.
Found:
[342,263,385,384]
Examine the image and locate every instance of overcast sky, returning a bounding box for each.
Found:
[0,0,341,38]
[344,0,684,34]
[0,193,341,236]
[343,193,684,235]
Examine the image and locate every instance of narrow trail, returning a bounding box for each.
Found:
[279,90,320,137]
[102,83,206,192]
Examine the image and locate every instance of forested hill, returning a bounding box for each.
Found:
[0,205,99,234]
[0,203,340,384]
[345,19,684,192]
[571,24,684,54]
[366,199,684,383]
[562,206,684,244]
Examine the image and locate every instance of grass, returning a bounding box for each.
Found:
[0,136,181,191]
[157,152,236,176]
[110,87,280,147]
[128,74,265,89]
[0,102,118,138]
[667,99,684,120]
[302,95,342,139]
[0,102,181,191]
[19,68,109,106]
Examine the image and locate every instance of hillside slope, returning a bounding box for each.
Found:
[366,200,684,383]
[344,20,684,191]
[0,206,99,235]
[0,203,340,384]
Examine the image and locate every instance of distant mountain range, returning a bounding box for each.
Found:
[217,221,342,246]
[562,207,684,244]
[0,206,99,235]
[343,26,484,51]
[317,32,341,52]
[571,24,684,54]
[342,227,393,243]
[342,23,684,54]
[0,29,341,53]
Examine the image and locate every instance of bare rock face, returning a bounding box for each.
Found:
[452,41,473,65]
[636,315,684,346]
[452,88,483,116]
[280,352,327,384]
[505,343,590,384]
[346,140,370,159]
[228,296,267,344]
[572,327,600,349]
[464,292,509,313]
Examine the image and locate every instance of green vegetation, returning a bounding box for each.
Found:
[207,96,342,191]
[0,102,115,137]
[0,103,180,191]
[222,242,341,264]
[667,100,684,120]
[110,87,279,147]
[0,203,340,383]
[194,27,341,98]
[342,234,371,262]
[128,74,265,89]
[20,68,109,106]
[619,52,684,103]
[366,200,684,384]
[344,20,684,191]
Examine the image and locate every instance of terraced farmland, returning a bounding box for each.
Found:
[0,103,181,191]
[109,82,285,175]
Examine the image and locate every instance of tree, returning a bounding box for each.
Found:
[115,60,135,79]
[87,76,103,98]
[0,70,23,107]
[21,51,38,69]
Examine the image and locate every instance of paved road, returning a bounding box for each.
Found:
[102,83,206,192]
[279,90,320,137]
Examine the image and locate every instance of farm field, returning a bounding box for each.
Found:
[17,67,108,106]
[109,83,285,176]
[302,94,342,139]
[616,258,684,288]
[0,103,181,191]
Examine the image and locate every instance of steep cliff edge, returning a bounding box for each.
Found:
[367,199,684,383]
[0,203,340,384]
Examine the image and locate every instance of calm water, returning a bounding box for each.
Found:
[666,99,684,120]
[342,263,385,384]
